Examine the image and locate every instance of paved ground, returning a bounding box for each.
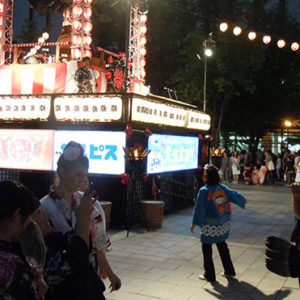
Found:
[104,182,300,300]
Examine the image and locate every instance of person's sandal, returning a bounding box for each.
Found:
[221,272,235,278]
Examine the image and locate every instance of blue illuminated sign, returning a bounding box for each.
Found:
[147,134,198,174]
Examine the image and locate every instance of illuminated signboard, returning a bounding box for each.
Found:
[0,129,54,171]
[147,134,199,174]
[132,98,211,131]
[54,96,122,122]
[0,97,51,120]
[53,131,126,175]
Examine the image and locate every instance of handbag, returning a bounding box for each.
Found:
[268,160,275,171]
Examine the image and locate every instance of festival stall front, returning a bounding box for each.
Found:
[0,61,211,227]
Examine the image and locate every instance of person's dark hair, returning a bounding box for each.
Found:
[0,180,36,223]
[266,150,272,155]
[82,56,91,63]
[203,165,220,186]
[57,141,89,174]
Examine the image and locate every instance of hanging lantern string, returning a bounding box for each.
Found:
[5,42,71,49]
[219,22,300,51]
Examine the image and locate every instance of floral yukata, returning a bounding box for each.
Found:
[0,241,36,300]
[192,184,245,244]
[40,190,110,253]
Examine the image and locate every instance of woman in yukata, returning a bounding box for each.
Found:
[40,141,121,295]
[0,180,48,300]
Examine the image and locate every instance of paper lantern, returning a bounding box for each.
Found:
[277,39,286,48]
[140,58,146,67]
[140,36,147,45]
[72,48,81,59]
[220,22,228,32]
[140,47,147,56]
[38,37,45,44]
[84,21,93,33]
[0,3,3,13]
[248,31,256,41]
[42,32,49,40]
[35,45,41,50]
[72,34,82,46]
[0,29,2,38]
[263,35,271,45]
[84,0,93,4]
[73,0,83,3]
[30,48,37,55]
[72,20,82,31]
[140,70,146,79]
[83,49,92,58]
[0,16,2,26]
[233,26,242,36]
[140,14,147,23]
[141,25,147,34]
[84,35,92,46]
[84,7,92,18]
[291,42,300,51]
[72,5,82,17]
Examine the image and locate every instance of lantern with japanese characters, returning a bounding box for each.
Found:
[138,11,147,81]
[71,0,93,60]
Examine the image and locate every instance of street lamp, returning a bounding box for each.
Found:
[200,34,215,112]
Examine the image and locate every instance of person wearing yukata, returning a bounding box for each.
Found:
[40,141,121,297]
[190,165,246,282]
[74,56,94,93]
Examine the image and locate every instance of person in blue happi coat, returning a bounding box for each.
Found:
[190,164,246,282]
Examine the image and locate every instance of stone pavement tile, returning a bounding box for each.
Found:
[155,251,181,259]
[188,291,221,300]
[122,246,159,256]
[256,277,286,292]
[164,258,197,267]
[283,277,299,289]
[163,246,187,254]
[147,267,193,279]
[227,262,251,277]
[132,254,169,264]
[247,261,269,274]
[128,278,176,290]
[105,291,159,300]
[177,251,200,261]
[112,262,153,272]
[117,269,164,281]
[136,258,179,269]
[250,289,280,300]
[276,288,300,299]
[159,274,207,288]
[139,286,192,300]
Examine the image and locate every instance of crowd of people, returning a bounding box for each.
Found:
[214,148,300,187]
[0,141,121,300]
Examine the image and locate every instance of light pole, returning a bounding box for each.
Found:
[200,35,214,112]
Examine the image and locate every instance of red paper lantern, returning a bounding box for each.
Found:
[72,34,82,46]
[0,16,3,26]
[73,0,83,3]
[72,20,82,31]
[83,49,92,58]
[84,21,93,33]
[72,48,81,59]
[72,5,82,17]
[0,3,3,13]
[84,0,93,4]
[84,35,92,46]
[84,7,92,18]
[140,58,146,67]
[0,29,2,38]
[140,47,146,56]
[141,25,147,34]
[140,36,147,45]
[140,70,146,79]
[140,14,147,23]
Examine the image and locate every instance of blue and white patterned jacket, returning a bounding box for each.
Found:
[192,184,245,244]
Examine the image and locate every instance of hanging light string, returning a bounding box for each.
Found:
[219,22,300,51]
